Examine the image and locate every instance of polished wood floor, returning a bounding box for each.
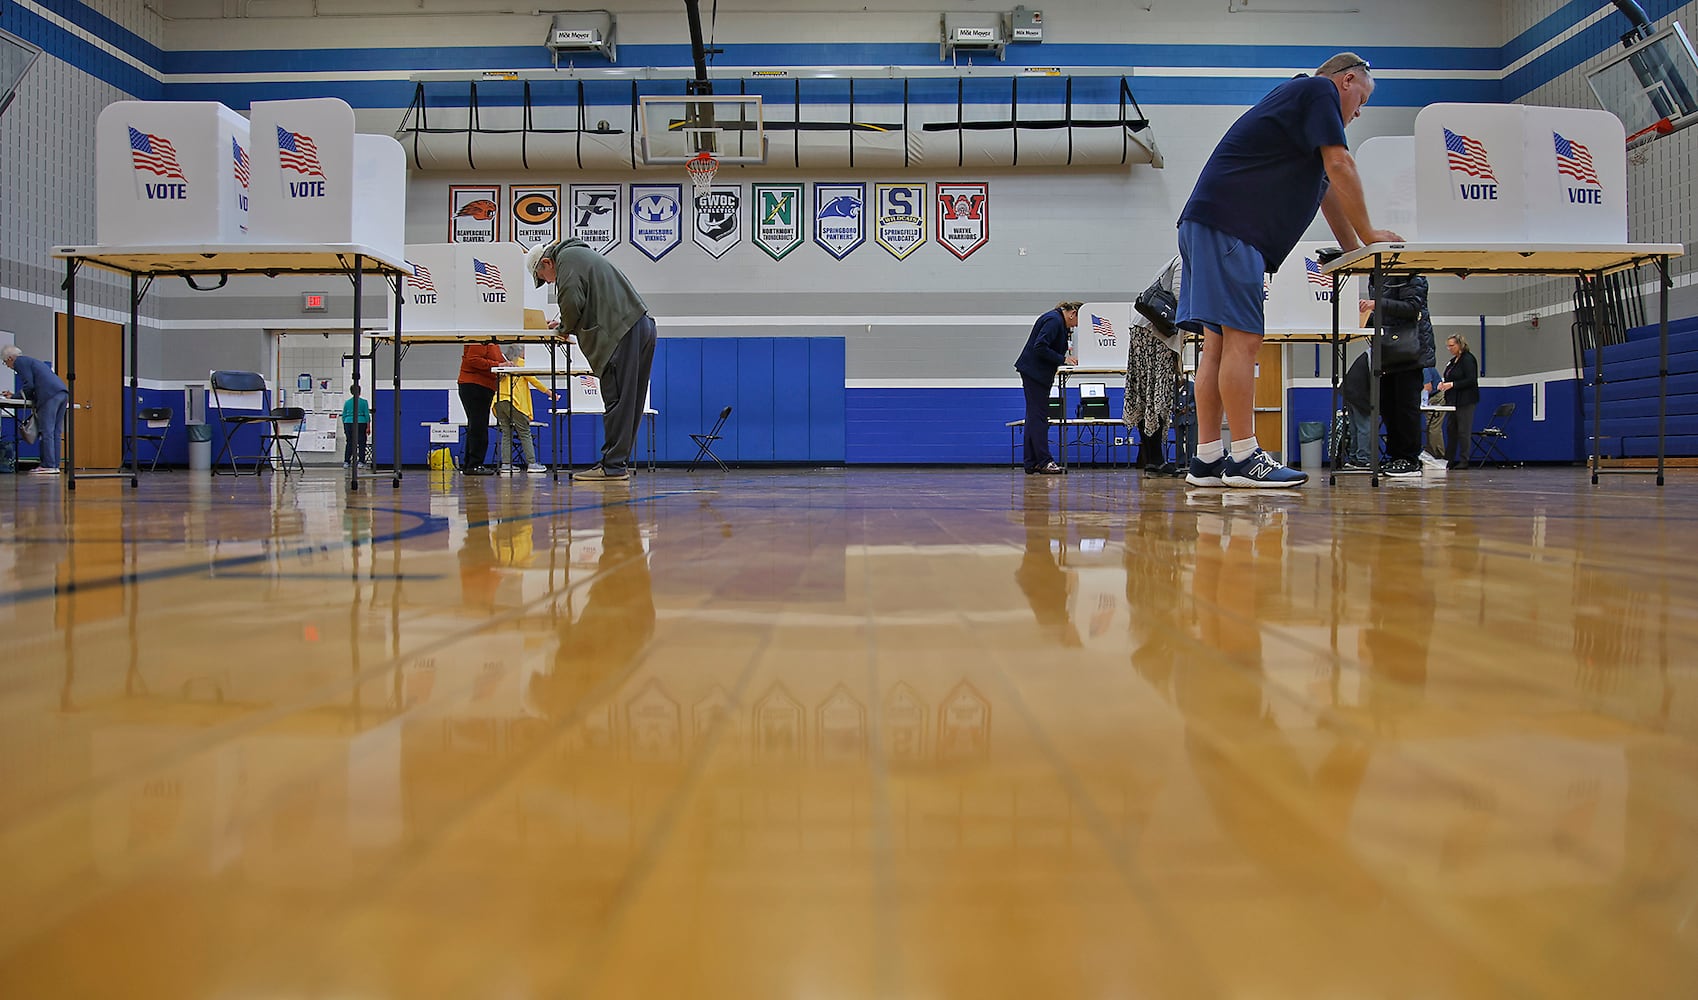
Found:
[0,466,1694,998]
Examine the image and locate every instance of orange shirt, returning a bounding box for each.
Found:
[457,343,504,390]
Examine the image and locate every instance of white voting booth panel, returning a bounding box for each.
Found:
[454,242,526,330]
[1414,103,1626,244]
[398,244,457,331]
[248,98,406,261]
[1076,303,1132,369]
[1265,241,1359,334]
[1357,135,1418,242]
[96,101,250,245]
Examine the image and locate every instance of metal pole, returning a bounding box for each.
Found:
[1329,269,1341,485]
[350,254,364,493]
[550,339,559,480]
[1658,256,1669,485]
[393,272,403,488]
[1590,271,1608,484]
[65,258,77,491]
[1369,258,1382,487]
[129,273,140,488]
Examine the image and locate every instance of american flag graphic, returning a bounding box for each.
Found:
[472,258,504,290]
[232,138,250,188]
[1091,313,1115,339]
[1553,131,1600,185]
[407,261,436,293]
[276,125,325,177]
[1304,256,1330,287]
[129,126,187,181]
[1443,128,1496,180]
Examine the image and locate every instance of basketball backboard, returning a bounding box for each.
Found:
[1586,21,1698,145]
[637,94,765,165]
[0,27,42,119]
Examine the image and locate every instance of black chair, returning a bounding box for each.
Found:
[262,406,307,475]
[688,405,733,471]
[210,370,273,475]
[1471,402,1516,467]
[131,406,172,471]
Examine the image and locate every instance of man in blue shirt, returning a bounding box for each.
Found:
[1177,52,1403,488]
[2,345,70,475]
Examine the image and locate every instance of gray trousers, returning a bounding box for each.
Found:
[598,315,657,473]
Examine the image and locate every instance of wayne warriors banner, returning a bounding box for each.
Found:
[813,182,866,260]
[693,184,743,259]
[567,184,620,253]
[450,185,500,242]
[936,182,989,259]
[751,183,804,260]
[629,184,684,261]
[874,182,928,260]
[509,185,560,250]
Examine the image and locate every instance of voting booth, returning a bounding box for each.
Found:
[1414,103,1627,244]
[96,101,251,245]
[248,98,406,261]
[1075,303,1132,370]
[1357,136,1418,242]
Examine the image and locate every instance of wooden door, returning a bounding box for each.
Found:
[55,314,123,470]
[1253,341,1285,459]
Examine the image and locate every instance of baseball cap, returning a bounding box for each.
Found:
[525,241,555,288]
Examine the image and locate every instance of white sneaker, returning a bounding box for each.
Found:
[31,466,61,475]
[526,464,548,473]
[1418,451,1446,468]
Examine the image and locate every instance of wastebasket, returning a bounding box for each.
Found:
[187,422,212,471]
[1298,420,1326,470]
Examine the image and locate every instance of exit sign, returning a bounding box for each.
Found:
[301,292,328,312]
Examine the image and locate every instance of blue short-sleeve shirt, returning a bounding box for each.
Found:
[1179,75,1348,273]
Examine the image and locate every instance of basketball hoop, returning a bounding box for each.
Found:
[686,151,719,195]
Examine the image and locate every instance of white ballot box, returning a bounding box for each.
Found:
[96,101,252,245]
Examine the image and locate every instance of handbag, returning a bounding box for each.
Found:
[19,414,38,445]
[1379,323,1423,371]
[1134,254,1181,339]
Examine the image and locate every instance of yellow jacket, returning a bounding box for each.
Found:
[496,359,551,420]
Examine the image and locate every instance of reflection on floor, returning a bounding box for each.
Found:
[0,467,1694,998]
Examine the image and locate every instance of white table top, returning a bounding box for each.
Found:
[1421,404,1457,412]
[1324,242,1684,277]
[51,244,409,276]
[491,367,586,376]
[0,397,31,409]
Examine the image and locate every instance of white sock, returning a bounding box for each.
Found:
[1229,437,1260,462]
[1198,440,1225,463]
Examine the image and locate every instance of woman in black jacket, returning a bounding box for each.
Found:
[1014,300,1081,475]
[1439,334,1481,468]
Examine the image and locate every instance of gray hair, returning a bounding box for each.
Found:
[1317,52,1371,77]
[0,345,21,363]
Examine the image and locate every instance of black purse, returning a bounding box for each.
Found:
[1378,323,1422,371]
[1134,255,1181,338]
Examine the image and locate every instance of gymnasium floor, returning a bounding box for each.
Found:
[0,466,1694,997]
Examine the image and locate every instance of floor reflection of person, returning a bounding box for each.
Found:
[527,502,655,718]
[1013,479,1082,646]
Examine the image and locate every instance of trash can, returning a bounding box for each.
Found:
[187,422,212,471]
[1298,420,1327,470]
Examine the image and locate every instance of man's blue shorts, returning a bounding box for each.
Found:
[1176,220,1267,337]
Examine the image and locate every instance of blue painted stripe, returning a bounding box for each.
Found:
[1502,0,1602,65]
[1503,0,1695,99]
[4,3,163,99]
[161,40,1503,76]
[31,0,163,67]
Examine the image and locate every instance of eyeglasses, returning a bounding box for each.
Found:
[1342,59,1370,74]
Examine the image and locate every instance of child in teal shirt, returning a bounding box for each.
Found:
[342,385,371,468]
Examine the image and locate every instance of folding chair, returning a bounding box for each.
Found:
[1471,402,1516,467]
[688,405,733,471]
[262,406,307,475]
[209,370,272,475]
[130,406,172,471]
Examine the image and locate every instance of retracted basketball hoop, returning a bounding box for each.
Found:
[686,150,719,194]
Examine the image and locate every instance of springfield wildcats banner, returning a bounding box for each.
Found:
[874,182,927,260]
[450,185,500,242]
[508,185,560,250]
[751,183,804,260]
[936,182,989,259]
[813,182,866,260]
[567,184,620,253]
[630,183,684,261]
[693,184,742,259]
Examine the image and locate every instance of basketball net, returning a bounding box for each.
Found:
[686,151,719,195]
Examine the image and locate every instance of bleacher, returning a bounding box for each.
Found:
[1582,315,1698,459]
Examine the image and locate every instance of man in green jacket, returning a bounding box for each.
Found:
[527,238,658,482]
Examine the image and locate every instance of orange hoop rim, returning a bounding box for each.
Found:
[685,150,719,187]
